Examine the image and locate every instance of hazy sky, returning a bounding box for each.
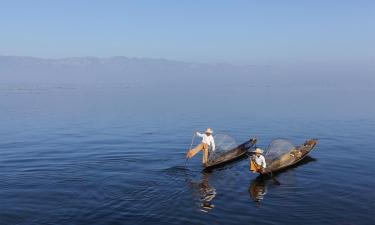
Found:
[0,0,374,64]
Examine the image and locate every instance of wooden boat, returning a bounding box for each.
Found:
[204,138,257,170]
[262,139,318,174]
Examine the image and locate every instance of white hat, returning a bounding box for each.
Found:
[254,148,264,154]
[205,128,213,134]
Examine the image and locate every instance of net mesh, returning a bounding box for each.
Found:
[209,134,237,161]
[265,139,295,162]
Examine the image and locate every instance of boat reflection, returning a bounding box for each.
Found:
[248,156,316,207]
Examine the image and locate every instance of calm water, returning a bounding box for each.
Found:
[0,83,374,225]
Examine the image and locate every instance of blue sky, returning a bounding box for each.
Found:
[0,0,374,64]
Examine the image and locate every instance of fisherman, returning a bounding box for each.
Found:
[250,148,267,174]
[186,128,216,166]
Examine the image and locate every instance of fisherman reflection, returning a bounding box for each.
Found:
[197,172,216,212]
[248,178,267,207]
[186,171,217,213]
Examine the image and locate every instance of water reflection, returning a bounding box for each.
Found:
[248,178,267,207]
[248,156,317,207]
[198,172,216,212]
[188,172,216,213]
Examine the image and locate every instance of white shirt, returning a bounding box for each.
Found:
[196,132,215,151]
[253,155,267,168]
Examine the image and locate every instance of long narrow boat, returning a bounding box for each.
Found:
[205,138,257,170]
[262,139,317,174]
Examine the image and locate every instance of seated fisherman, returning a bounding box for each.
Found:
[250,148,267,174]
[186,128,216,166]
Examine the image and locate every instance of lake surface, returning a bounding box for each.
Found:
[0,83,374,225]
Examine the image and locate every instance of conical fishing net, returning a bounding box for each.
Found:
[265,139,295,165]
[209,134,237,161]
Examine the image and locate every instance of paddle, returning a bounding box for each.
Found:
[268,171,281,185]
[184,157,189,167]
[185,131,196,168]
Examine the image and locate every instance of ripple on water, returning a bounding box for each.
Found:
[1,88,374,225]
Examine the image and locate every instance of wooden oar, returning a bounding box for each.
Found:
[268,172,281,185]
[184,158,189,168]
[185,132,196,168]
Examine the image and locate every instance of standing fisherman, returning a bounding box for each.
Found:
[186,128,216,166]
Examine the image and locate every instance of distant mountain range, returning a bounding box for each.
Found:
[0,56,274,85]
[0,56,373,87]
